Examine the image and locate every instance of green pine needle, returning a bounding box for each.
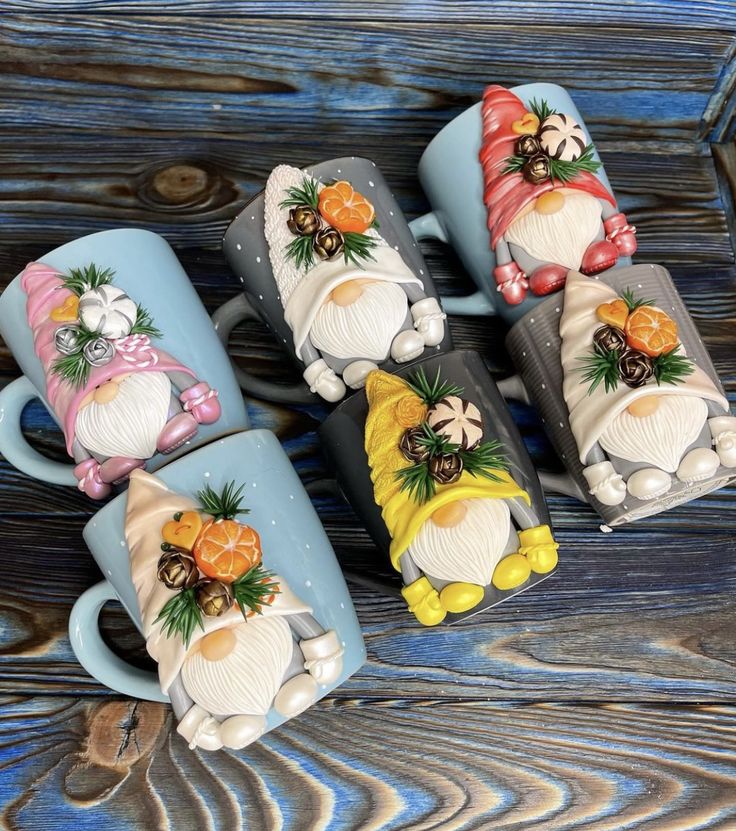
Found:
[620,288,655,312]
[130,305,162,338]
[232,565,280,618]
[396,460,437,504]
[342,232,377,268]
[280,178,320,210]
[578,345,622,395]
[415,422,460,456]
[547,145,601,183]
[460,440,508,482]
[503,154,528,176]
[529,97,555,121]
[155,587,204,647]
[50,324,101,386]
[285,234,316,271]
[406,366,463,405]
[197,481,249,521]
[652,345,694,386]
[62,263,115,296]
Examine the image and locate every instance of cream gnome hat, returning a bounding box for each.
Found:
[559,271,729,463]
[263,164,423,358]
[124,470,310,695]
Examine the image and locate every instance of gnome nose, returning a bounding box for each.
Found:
[330,279,369,307]
[431,501,468,528]
[535,191,565,215]
[93,380,120,405]
[627,395,660,418]
[200,628,237,662]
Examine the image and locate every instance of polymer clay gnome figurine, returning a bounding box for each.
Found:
[125,470,344,751]
[363,368,559,625]
[21,262,221,498]
[561,270,736,505]
[263,166,446,401]
[480,85,637,305]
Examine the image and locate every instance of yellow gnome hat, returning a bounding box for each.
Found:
[364,370,530,571]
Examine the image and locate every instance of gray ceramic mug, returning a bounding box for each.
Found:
[215,157,452,404]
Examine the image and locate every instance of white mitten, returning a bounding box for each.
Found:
[583,461,626,506]
[301,630,344,684]
[176,704,224,751]
[303,359,346,403]
[410,297,446,347]
[709,416,736,468]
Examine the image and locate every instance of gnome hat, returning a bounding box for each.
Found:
[560,271,729,463]
[479,85,616,249]
[363,371,529,570]
[125,470,311,695]
[264,165,423,357]
[21,262,194,454]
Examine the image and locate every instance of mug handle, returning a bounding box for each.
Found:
[69,580,168,703]
[212,295,317,405]
[0,375,77,486]
[408,212,496,317]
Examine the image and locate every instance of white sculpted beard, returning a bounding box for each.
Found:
[600,395,708,472]
[75,370,172,460]
[409,498,511,586]
[505,191,602,270]
[309,280,408,361]
[182,616,294,716]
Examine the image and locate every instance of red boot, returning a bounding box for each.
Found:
[604,212,637,256]
[580,239,619,275]
[494,261,528,305]
[529,264,568,296]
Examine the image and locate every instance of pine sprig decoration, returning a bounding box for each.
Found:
[232,565,280,618]
[62,263,115,296]
[652,345,694,386]
[130,305,162,338]
[51,325,102,386]
[529,97,555,121]
[547,145,601,183]
[198,481,249,521]
[621,288,655,312]
[280,178,320,210]
[155,587,204,647]
[415,422,460,456]
[285,234,316,271]
[578,344,622,395]
[406,366,463,406]
[502,155,529,176]
[459,440,507,482]
[396,458,437,504]
[342,232,377,268]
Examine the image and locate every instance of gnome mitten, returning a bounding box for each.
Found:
[99,456,146,485]
[180,382,221,424]
[74,458,111,499]
[401,576,446,626]
[410,297,446,347]
[303,359,346,402]
[709,416,736,467]
[604,212,637,257]
[494,261,528,306]
[390,328,425,364]
[301,630,344,684]
[517,524,559,574]
[580,239,620,275]
[582,461,626,506]
[177,705,224,751]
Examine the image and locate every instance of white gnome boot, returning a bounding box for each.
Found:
[676,447,720,483]
[410,297,446,347]
[626,468,672,501]
[303,359,346,402]
[391,329,424,363]
[342,360,379,390]
[582,461,626,505]
[219,714,268,750]
[709,416,736,467]
[273,674,319,718]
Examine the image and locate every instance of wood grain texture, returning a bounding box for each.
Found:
[1,696,735,831]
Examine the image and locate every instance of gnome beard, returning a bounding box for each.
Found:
[599,395,708,473]
[308,280,408,361]
[75,370,172,460]
[181,616,294,716]
[504,192,602,271]
[409,498,511,586]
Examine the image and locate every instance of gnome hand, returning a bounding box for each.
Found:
[494,261,528,306]
[402,576,446,626]
[303,359,346,403]
[604,212,637,257]
[74,458,112,500]
[517,524,559,574]
[410,297,446,347]
[301,630,344,684]
[583,461,626,506]
[709,416,736,468]
[180,382,221,424]
[176,704,224,751]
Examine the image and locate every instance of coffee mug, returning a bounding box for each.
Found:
[0,229,248,498]
[216,156,452,404]
[71,429,366,751]
[411,82,631,323]
[319,350,561,627]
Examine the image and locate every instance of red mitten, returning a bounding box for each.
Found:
[494,261,528,305]
[604,212,637,257]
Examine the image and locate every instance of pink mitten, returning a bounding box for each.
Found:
[180,382,221,424]
[74,458,111,499]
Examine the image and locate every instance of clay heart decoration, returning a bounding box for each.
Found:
[511,112,540,136]
[596,299,629,329]
[162,510,203,551]
[50,294,80,323]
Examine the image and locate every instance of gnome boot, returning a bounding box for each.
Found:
[99,455,146,484]
[709,416,736,467]
[517,525,559,574]
[604,212,637,257]
[273,673,319,718]
[74,458,112,499]
[157,412,199,454]
[582,461,626,505]
[580,239,619,275]
[528,263,568,296]
[492,553,531,590]
[219,714,267,750]
[343,360,378,390]
[626,468,672,500]
[410,297,446,346]
[676,447,720,483]
[439,582,484,614]
[391,328,424,363]
[180,382,221,424]
[494,261,528,305]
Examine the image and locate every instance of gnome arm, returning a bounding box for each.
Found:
[289,612,344,685]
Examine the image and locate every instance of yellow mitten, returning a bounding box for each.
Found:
[518,524,559,574]
[402,576,446,626]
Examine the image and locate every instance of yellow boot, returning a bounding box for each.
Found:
[518,525,559,574]
[440,582,485,614]
[402,576,446,626]
[492,553,531,591]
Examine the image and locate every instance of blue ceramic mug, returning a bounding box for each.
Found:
[0,229,248,498]
[411,82,630,323]
[71,429,366,751]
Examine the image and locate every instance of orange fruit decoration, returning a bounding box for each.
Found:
[193,518,262,583]
[624,306,678,357]
[318,181,375,234]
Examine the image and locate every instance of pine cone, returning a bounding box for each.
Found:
[523,154,551,184]
[593,325,627,354]
[287,205,321,236]
[195,580,234,617]
[157,549,199,590]
[516,135,542,157]
[313,227,344,260]
[400,427,431,463]
[618,350,654,388]
[428,452,463,485]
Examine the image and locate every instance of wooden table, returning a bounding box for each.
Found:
[1,5,735,829]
